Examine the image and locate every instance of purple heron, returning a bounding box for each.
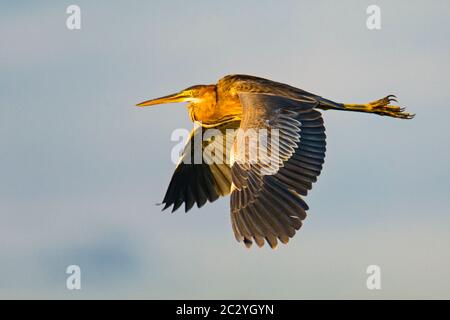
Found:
[137,74,413,248]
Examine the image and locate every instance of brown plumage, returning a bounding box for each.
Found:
[136,74,414,248]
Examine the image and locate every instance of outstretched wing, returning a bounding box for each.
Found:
[230,93,326,248]
[162,121,240,212]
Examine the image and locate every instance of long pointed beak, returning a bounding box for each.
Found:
[136,91,191,107]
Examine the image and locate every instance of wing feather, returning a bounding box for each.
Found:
[162,121,239,212]
[230,93,326,248]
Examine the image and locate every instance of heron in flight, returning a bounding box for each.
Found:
[137,74,413,248]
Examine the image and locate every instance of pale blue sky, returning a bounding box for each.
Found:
[0,0,449,299]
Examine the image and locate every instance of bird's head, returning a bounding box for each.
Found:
[136,84,216,108]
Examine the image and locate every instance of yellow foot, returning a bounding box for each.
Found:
[369,95,415,119]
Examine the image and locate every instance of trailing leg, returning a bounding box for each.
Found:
[318,95,414,119]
